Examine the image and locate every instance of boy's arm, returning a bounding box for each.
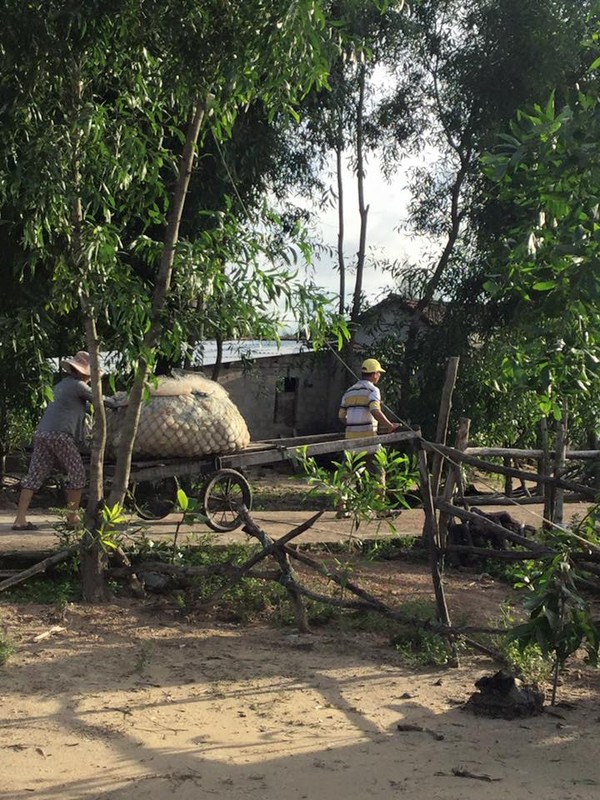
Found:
[371,408,399,432]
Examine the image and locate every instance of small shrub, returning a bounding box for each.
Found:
[272,595,339,627]
[491,603,552,686]
[339,609,399,636]
[133,642,155,674]
[0,631,16,666]
[501,640,552,687]
[390,600,451,667]
[296,445,419,526]
[363,536,424,562]
[0,571,78,605]
[509,547,600,704]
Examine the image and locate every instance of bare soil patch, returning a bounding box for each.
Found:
[2,463,600,797]
[2,551,600,800]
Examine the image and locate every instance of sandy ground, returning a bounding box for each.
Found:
[1,486,600,799]
[1,600,600,800]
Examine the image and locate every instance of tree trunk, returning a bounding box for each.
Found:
[211,334,224,382]
[0,402,8,483]
[79,96,206,599]
[336,117,346,316]
[80,310,111,602]
[68,64,112,601]
[400,156,469,416]
[350,62,369,324]
[108,97,207,509]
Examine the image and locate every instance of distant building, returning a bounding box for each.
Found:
[197,297,442,441]
[193,339,305,366]
[204,348,342,441]
[354,294,442,345]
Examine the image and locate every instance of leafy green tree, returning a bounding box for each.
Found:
[481,77,600,437]
[0,0,384,598]
[297,444,418,525]
[368,0,596,435]
[510,535,600,704]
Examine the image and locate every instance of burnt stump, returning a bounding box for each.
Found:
[464,669,544,719]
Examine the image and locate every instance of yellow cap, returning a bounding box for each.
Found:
[361,358,386,374]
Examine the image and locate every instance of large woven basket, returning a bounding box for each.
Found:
[107,373,250,458]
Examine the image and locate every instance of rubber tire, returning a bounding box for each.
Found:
[202,469,252,532]
[130,477,178,520]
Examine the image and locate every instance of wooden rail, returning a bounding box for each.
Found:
[123,428,421,483]
[421,441,599,500]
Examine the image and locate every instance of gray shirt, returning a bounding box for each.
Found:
[36,374,118,442]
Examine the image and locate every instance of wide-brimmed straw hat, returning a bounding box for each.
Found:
[60,351,91,377]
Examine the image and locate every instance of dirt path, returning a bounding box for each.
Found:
[1,601,600,800]
[2,486,599,798]
[0,501,593,557]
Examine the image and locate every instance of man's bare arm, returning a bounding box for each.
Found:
[372,408,399,432]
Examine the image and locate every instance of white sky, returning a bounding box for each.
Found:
[298,61,440,306]
[298,152,436,306]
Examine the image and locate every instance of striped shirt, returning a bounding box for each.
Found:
[338,379,381,439]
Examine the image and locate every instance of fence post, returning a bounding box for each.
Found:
[554,406,568,526]
[431,356,460,499]
[540,417,554,530]
[438,417,471,551]
[417,443,459,667]
[503,452,513,497]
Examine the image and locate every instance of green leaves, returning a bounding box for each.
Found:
[97,502,127,551]
[174,486,207,528]
[481,78,600,421]
[0,0,371,408]
[296,444,418,528]
[509,534,600,703]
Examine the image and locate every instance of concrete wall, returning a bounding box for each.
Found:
[211,349,347,441]
[206,298,433,442]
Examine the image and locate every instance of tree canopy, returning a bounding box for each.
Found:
[3,1,600,597]
[0,0,384,596]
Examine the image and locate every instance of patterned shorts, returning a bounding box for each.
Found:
[21,432,86,491]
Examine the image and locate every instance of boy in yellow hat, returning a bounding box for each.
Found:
[336,358,399,517]
[338,358,398,441]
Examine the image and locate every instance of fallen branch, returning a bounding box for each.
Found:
[32,625,66,642]
[435,500,551,552]
[451,767,501,783]
[283,545,397,615]
[453,493,588,506]
[397,723,444,741]
[0,547,77,593]
[182,509,324,631]
[107,562,280,583]
[192,509,324,608]
[442,546,549,561]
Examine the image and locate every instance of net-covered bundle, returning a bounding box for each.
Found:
[107,373,250,458]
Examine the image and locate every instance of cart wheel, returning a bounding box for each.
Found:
[130,477,178,520]
[202,469,252,532]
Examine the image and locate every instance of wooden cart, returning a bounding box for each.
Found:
[120,429,418,532]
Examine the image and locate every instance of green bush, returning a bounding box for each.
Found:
[389,600,452,667]
[0,631,15,666]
